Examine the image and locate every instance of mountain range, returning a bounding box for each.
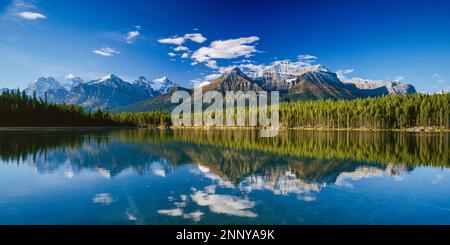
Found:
[17,74,177,110]
[113,63,416,112]
[65,74,178,110]
[4,61,417,112]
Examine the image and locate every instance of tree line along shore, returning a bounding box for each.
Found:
[1,89,449,130]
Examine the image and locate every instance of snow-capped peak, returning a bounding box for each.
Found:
[82,74,176,94]
[65,74,76,80]
[87,74,130,88]
[244,60,330,79]
[153,76,169,83]
[270,61,329,76]
[62,74,84,89]
[98,74,121,82]
[152,76,177,93]
[25,77,65,95]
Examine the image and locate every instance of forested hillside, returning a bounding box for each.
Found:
[280,93,450,129]
[1,89,449,129]
[114,93,449,129]
[0,90,126,126]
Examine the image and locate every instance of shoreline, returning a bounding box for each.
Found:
[170,126,450,133]
[0,126,448,133]
[0,126,135,131]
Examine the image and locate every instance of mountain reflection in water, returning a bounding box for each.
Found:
[0,128,449,224]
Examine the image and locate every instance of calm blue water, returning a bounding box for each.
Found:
[0,128,449,224]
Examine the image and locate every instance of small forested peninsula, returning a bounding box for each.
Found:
[1,90,449,130]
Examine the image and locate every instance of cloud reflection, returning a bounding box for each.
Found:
[191,189,257,218]
[335,165,408,188]
[93,193,114,205]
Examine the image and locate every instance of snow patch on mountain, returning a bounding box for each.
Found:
[62,75,84,90]
[244,60,329,79]
[25,77,65,95]
[87,74,130,88]
[152,76,177,94]
[23,77,70,103]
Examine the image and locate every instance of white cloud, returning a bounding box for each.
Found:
[337,68,355,74]
[205,60,218,69]
[218,66,235,73]
[190,73,221,88]
[184,33,207,43]
[394,75,405,82]
[93,47,120,57]
[159,33,207,46]
[159,34,257,69]
[158,36,185,45]
[191,36,259,64]
[1,1,42,22]
[124,25,142,44]
[239,63,266,73]
[298,54,318,62]
[174,46,189,52]
[125,30,140,44]
[336,68,355,81]
[17,11,46,20]
[238,59,253,63]
[204,73,221,81]
[168,52,176,57]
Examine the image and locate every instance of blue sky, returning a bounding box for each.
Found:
[0,0,449,92]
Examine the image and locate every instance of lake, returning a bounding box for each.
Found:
[0,128,449,224]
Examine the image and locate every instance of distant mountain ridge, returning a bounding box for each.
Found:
[24,77,69,103]
[20,74,178,110]
[11,60,417,112]
[343,77,417,95]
